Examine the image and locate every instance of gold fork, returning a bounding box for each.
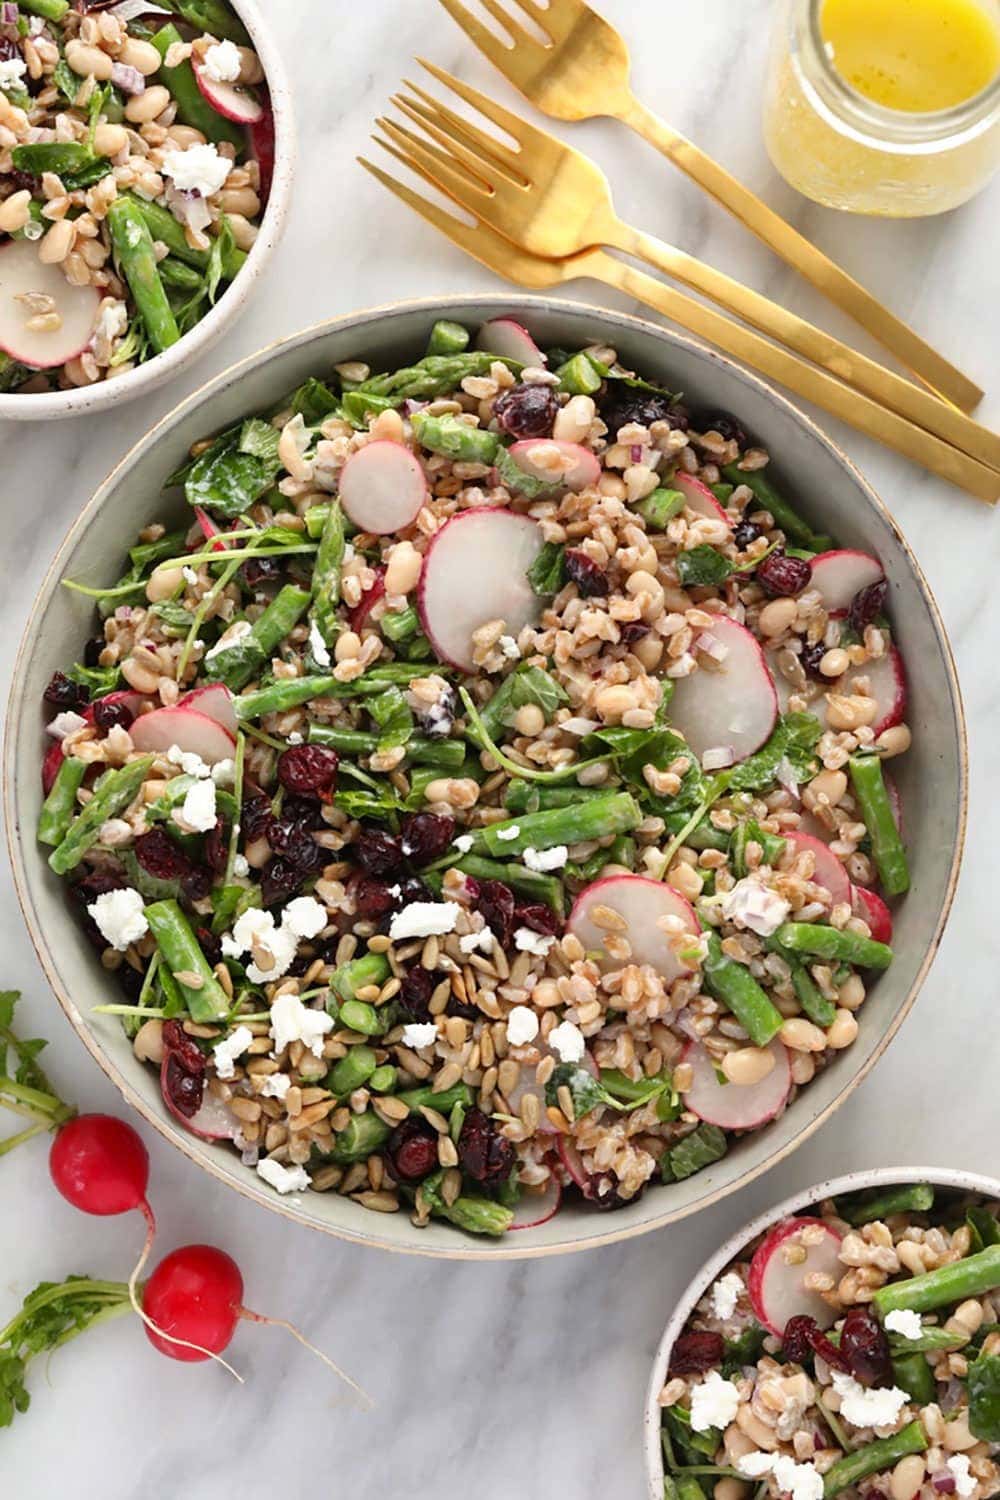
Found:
[379,64,1000,474]
[359,148,1000,503]
[436,0,984,414]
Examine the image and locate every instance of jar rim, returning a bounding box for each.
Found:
[802,0,1000,150]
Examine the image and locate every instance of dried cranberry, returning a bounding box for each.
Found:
[800,640,826,679]
[354,827,405,877]
[734,519,763,551]
[806,1324,851,1374]
[493,383,558,439]
[277,744,339,797]
[400,811,455,866]
[261,857,304,906]
[757,551,812,598]
[352,875,398,921]
[162,1021,206,1119]
[564,549,609,598]
[93,697,133,732]
[43,672,88,710]
[241,791,275,841]
[694,410,749,449]
[514,903,562,937]
[203,818,228,875]
[475,879,517,948]
[181,866,213,904]
[849,579,888,634]
[196,926,222,968]
[5,169,36,197]
[587,1173,642,1211]
[386,1118,439,1181]
[72,870,126,906]
[398,966,435,1020]
[117,964,145,1002]
[241,555,282,591]
[600,391,687,436]
[396,876,431,907]
[83,636,105,668]
[668,1331,725,1376]
[620,622,649,646]
[134,828,190,882]
[840,1304,892,1387]
[268,798,323,858]
[162,1019,206,1075]
[781,1314,818,1364]
[457,1108,515,1185]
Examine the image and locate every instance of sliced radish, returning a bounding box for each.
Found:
[160,1057,240,1141]
[191,56,264,124]
[748,1216,844,1335]
[853,884,893,943]
[809,550,884,614]
[568,875,701,985]
[682,1039,791,1131]
[780,829,851,908]
[848,646,906,736]
[509,1176,562,1230]
[130,705,236,765]
[506,438,601,492]
[250,100,275,203]
[475,316,545,366]
[418,506,543,672]
[179,683,237,737]
[669,615,778,763]
[675,472,729,524]
[192,505,227,554]
[42,738,66,796]
[0,239,99,369]
[338,441,427,536]
[349,565,386,634]
[556,1135,589,1191]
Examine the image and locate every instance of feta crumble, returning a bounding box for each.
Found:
[205,620,252,662]
[721,877,791,938]
[401,1022,438,1050]
[221,906,317,985]
[506,1005,539,1046]
[232,854,250,877]
[514,926,555,958]
[308,621,331,668]
[884,1308,923,1341]
[179,777,217,833]
[389,901,459,941]
[830,1370,910,1429]
[458,926,493,955]
[260,1072,291,1101]
[166,743,212,778]
[211,758,236,787]
[737,1453,824,1500]
[498,634,521,660]
[87,887,148,951]
[690,1370,741,1433]
[212,1025,253,1081]
[162,141,233,197]
[947,1456,976,1498]
[710,1271,744,1322]
[257,1158,311,1195]
[522,845,568,873]
[202,37,242,82]
[0,58,28,91]
[495,824,521,842]
[282,896,327,940]
[452,833,474,854]
[269,992,334,1058]
[549,1020,585,1064]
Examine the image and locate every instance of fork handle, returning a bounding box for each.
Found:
[613,223,1000,474]
[583,249,1000,503]
[617,94,984,415]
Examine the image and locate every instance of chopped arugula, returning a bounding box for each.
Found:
[661,1124,727,1182]
[184,420,283,519]
[722,1323,768,1377]
[291,376,340,425]
[969,1353,1000,1442]
[367,686,414,754]
[544,1063,678,1118]
[726,713,822,794]
[67,662,121,700]
[527,542,567,596]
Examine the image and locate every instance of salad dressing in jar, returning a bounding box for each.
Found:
[764,0,1000,215]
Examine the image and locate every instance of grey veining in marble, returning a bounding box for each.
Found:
[2,2,999,1495]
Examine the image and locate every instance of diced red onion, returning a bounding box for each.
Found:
[400,398,426,416]
[110,61,145,96]
[1,5,20,25]
[696,631,729,662]
[630,444,643,463]
[932,1476,956,1494]
[113,606,135,621]
[167,186,211,233]
[702,746,736,771]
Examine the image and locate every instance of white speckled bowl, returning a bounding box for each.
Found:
[644,1168,1000,1500]
[0,0,294,423]
[5,296,967,1257]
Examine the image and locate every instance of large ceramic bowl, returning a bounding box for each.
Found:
[0,0,295,423]
[643,1167,1000,1500]
[4,295,967,1258]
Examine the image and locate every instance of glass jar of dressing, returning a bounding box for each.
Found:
[764,0,1000,215]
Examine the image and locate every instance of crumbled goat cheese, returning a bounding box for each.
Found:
[506,1005,539,1046]
[308,621,331,668]
[389,901,459,940]
[166,743,212,777]
[202,37,242,82]
[401,1022,438,1049]
[221,906,316,985]
[205,620,252,661]
[212,1025,253,1081]
[458,926,493,955]
[161,141,233,196]
[495,824,520,842]
[257,1158,311,1195]
[182,566,198,586]
[947,1456,976,1498]
[738,1453,824,1500]
[246,925,297,984]
[514,927,555,958]
[522,845,568,872]
[498,635,521,660]
[211,758,236,787]
[721,877,791,938]
[283,896,327,940]
[452,833,474,854]
[269,992,334,1058]
[223,907,273,956]
[260,1073,291,1101]
[47,711,88,740]
[87,888,148,951]
[690,1370,741,1433]
[179,777,217,833]
[549,1020,585,1064]
[287,731,303,745]
[94,299,128,345]
[232,854,250,877]
[830,1371,910,1429]
[0,58,28,90]
[884,1309,923,1340]
[710,1271,744,1322]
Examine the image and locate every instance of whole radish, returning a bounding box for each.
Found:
[49,1113,151,1220]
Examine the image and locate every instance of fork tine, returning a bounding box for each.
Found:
[393,95,510,189]
[362,146,486,256]
[397,83,527,183]
[476,0,546,51]
[416,59,541,159]
[435,0,522,69]
[508,0,575,41]
[378,115,494,205]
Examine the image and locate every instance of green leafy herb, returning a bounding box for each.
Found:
[527,541,567,596]
[0,1276,132,1429]
[661,1123,727,1182]
[676,545,735,589]
[184,421,281,519]
[291,376,340,425]
[0,993,74,1159]
[969,1353,1000,1442]
[727,713,823,794]
[150,600,196,635]
[543,1064,606,1118]
[543,1063,677,1118]
[67,661,121,700]
[722,1324,768,1377]
[506,664,569,721]
[968,1207,1000,1253]
[366,686,414,754]
[661,1402,720,1466]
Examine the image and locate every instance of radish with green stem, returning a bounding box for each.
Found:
[0,991,75,1157]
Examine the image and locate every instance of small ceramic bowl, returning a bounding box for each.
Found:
[5,296,967,1258]
[0,0,294,423]
[643,1167,1000,1500]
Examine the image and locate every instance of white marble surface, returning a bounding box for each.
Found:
[3,1,1000,1495]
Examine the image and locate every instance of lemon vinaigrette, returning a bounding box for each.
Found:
[763,0,1000,215]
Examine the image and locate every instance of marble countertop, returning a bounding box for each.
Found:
[3,1,1000,1495]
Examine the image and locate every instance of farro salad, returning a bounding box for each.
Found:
[38,315,911,1238]
[657,1184,1000,1500]
[0,0,272,392]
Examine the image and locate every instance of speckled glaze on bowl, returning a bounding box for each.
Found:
[0,0,295,423]
[4,296,967,1258]
[643,1168,1000,1500]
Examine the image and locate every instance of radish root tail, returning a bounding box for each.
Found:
[241,1307,373,1409]
[127,1201,244,1383]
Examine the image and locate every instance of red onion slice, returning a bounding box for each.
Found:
[110,61,145,95]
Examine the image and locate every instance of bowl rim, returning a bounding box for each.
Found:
[0,0,296,423]
[642,1165,1000,1500]
[4,292,969,1259]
